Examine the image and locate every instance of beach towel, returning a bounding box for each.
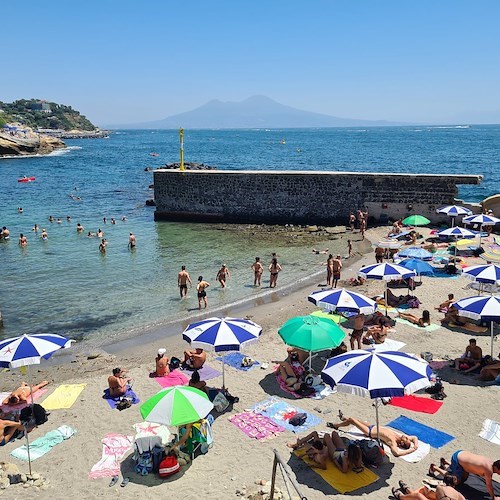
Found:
[0,388,48,413]
[102,387,140,409]
[389,395,443,414]
[310,310,347,324]
[431,270,459,279]
[366,339,406,351]
[275,372,332,400]
[429,360,449,370]
[153,370,189,388]
[396,318,441,332]
[179,364,221,380]
[215,352,260,371]
[479,419,500,445]
[11,425,76,461]
[88,433,134,479]
[41,383,86,410]
[457,474,500,500]
[293,447,378,494]
[229,411,285,440]
[133,422,171,446]
[387,415,454,448]
[251,397,322,433]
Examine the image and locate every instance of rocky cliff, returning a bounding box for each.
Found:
[0,132,65,157]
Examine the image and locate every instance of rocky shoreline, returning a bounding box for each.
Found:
[0,131,65,157]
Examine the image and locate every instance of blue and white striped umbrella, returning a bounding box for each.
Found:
[462,214,500,226]
[398,247,433,260]
[453,295,500,357]
[183,317,262,387]
[358,263,416,281]
[0,333,72,368]
[462,264,500,285]
[308,288,376,314]
[437,205,472,217]
[321,349,431,441]
[437,227,477,238]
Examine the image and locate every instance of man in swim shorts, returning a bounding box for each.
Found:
[196,276,210,309]
[332,255,342,288]
[178,265,192,298]
[350,313,365,350]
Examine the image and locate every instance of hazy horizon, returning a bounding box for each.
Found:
[3,1,500,126]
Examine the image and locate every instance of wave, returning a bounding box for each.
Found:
[429,125,471,129]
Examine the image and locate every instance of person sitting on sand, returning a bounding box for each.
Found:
[183,348,206,370]
[429,452,500,500]
[364,324,389,344]
[392,475,465,500]
[330,415,418,457]
[151,348,169,377]
[188,370,207,393]
[108,368,133,398]
[441,306,489,333]
[287,430,363,472]
[479,355,500,381]
[0,419,27,447]
[398,310,431,327]
[454,339,482,373]
[436,293,455,312]
[272,350,306,388]
[2,381,49,405]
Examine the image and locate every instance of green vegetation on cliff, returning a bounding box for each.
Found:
[0,99,96,131]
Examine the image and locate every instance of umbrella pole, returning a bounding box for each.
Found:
[26,364,34,475]
[375,399,381,445]
[491,321,494,359]
[309,351,312,372]
[451,216,455,228]
[222,353,225,389]
[385,283,388,317]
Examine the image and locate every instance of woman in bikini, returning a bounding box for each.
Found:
[269,258,282,288]
[398,310,431,327]
[216,264,230,288]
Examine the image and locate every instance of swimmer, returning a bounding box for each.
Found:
[18,233,27,247]
[56,218,62,224]
[40,229,48,240]
[31,224,39,232]
[312,248,329,255]
[48,215,54,222]
[18,207,23,214]
[111,218,116,225]
[76,223,84,233]
[99,238,107,254]
[128,232,136,249]
[97,229,103,238]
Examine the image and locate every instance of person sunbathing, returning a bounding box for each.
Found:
[330,415,418,457]
[479,356,500,381]
[392,475,465,500]
[436,293,455,312]
[454,339,482,373]
[183,348,206,370]
[108,368,133,398]
[189,370,207,393]
[430,452,500,500]
[385,289,418,307]
[398,310,431,327]
[442,307,489,333]
[2,381,49,405]
[0,419,26,447]
[287,431,330,469]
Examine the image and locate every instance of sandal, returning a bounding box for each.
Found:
[109,475,119,487]
[428,463,436,476]
[440,457,447,469]
[399,480,410,494]
[392,487,402,499]
[120,477,130,488]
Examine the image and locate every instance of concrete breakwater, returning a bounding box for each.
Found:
[153,169,483,224]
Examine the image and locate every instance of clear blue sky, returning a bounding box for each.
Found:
[3,0,500,125]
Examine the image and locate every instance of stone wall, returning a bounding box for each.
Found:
[153,169,482,224]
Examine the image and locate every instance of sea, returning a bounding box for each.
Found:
[0,125,498,347]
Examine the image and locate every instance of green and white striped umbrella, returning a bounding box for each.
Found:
[140,386,214,427]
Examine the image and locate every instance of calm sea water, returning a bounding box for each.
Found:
[0,126,498,344]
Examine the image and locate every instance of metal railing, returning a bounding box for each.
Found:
[270,449,307,500]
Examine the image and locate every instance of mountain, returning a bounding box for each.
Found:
[113,96,405,129]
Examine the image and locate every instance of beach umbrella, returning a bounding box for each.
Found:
[437,227,477,259]
[278,315,345,370]
[453,295,500,357]
[0,333,73,474]
[321,349,431,442]
[437,205,472,226]
[308,288,376,315]
[398,247,433,260]
[462,264,500,285]
[140,386,214,427]
[372,240,403,250]
[402,215,430,226]
[358,263,416,315]
[463,214,500,247]
[400,259,435,282]
[182,317,262,388]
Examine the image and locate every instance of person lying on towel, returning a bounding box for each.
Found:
[0,419,28,446]
[330,415,419,457]
[2,381,49,405]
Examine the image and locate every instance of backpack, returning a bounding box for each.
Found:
[169,356,181,371]
[20,403,48,426]
[289,412,307,427]
[357,439,385,466]
[159,454,180,478]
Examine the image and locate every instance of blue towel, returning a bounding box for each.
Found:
[387,415,454,448]
[216,352,260,371]
[102,387,140,409]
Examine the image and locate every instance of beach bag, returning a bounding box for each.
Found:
[289,412,307,426]
[169,356,181,371]
[151,445,165,473]
[357,439,384,466]
[20,403,48,426]
[135,451,153,476]
[213,391,230,412]
[304,374,322,387]
[159,454,180,478]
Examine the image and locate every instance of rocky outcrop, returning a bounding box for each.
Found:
[0,132,65,157]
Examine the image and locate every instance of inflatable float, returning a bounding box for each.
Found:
[18,176,36,183]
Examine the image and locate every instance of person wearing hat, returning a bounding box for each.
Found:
[153,348,170,377]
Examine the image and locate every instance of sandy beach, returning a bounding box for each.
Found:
[1,225,499,500]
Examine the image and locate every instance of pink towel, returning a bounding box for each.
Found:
[276,374,302,398]
[229,412,285,440]
[88,433,134,479]
[154,370,189,388]
[0,388,48,412]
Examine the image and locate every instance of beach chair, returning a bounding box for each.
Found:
[179,418,213,459]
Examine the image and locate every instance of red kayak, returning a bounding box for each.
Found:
[18,176,36,183]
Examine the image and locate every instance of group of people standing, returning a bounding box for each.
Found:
[348,208,368,238]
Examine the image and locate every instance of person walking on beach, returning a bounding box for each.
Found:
[196,276,210,309]
[251,257,264,287]
[326,254,334,286]
[269,258,282,288]
[178,265,192,298]
[216,264,230,288]
[349,213,356,231]
[128,232,136,249]
[332,255,342,288]
[347,239,353,258]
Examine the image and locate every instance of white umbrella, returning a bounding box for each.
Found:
[436,205,472,226]
[308,288,376,314]
[437,227,477,259]
[463,214,500,247]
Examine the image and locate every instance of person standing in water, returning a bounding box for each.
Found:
[18,233,28,247]
[99,238,107,254]
[269,258,282,288]
[251,257,264,287]
[216,264,230,288]
[128,232,136,249]
[196,276,210,309]
[178,265,192,298]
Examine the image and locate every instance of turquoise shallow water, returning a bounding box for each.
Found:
[0,126,497,344]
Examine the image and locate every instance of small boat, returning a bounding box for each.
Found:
[18,176,36,183]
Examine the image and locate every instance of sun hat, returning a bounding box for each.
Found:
[158,348,167,356]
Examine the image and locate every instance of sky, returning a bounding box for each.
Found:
[3,0,500,126]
